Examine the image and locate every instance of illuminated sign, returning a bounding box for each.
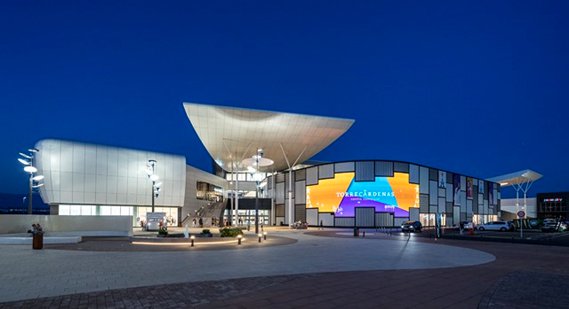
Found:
[306,172,419,217]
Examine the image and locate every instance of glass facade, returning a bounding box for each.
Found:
[58,204,179,227]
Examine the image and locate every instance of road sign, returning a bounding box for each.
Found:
[517,211,526,218]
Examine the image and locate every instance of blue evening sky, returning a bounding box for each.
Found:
[1,0,568,198]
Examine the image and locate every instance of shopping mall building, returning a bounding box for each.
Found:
[33,102,508,228]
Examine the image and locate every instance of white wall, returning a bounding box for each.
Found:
[35,139,186,207]
[0,215,132,236]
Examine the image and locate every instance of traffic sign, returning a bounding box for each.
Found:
[517,211,526,218]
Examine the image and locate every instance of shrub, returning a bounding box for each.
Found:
[158,226,168,236]
[219,227,244,237]
[202,229,211,234]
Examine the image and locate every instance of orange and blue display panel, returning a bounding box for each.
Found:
[306,172,419,217]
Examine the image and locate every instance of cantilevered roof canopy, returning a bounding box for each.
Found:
[183,102,355,172]
[486,169,543,187]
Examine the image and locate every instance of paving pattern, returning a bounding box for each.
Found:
[1,229,568,308]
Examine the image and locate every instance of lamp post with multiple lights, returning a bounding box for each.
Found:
[242,149,273,234]
[146,159,161,213]
[18,148,44,214]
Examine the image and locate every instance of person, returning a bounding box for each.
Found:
[192,218,196,227]
[320,220,323,230]
[199,217,203,228]
[238,218,243,226]
[459,221,464,235]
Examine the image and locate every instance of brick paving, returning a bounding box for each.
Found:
[1,231,569,308]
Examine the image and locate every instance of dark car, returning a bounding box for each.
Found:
[401,221,422,233]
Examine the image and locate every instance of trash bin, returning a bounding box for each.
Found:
[32,233,43,250]
[353,228,359,237]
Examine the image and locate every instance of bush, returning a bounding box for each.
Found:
[158,226,168,236]
[219,227,244,237]
[202,229,210,234]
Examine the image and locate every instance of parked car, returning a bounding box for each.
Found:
[290,221,308,229]
[401,221,422,233]
[459,221,475,230]
[476,221,513,232]
[541,219,567,232]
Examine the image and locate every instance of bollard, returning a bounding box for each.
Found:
[237,234,242,245]
[263,231,267,240]
[190,235,195,247]
[258,233,262,243]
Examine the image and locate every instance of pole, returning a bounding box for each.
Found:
[152,180,155,213]
[288,170,292,225]
[28,174,33,214]
[255,157,259,234]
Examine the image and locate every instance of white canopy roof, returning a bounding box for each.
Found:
[486,169,543,187]
[183,102,355,172]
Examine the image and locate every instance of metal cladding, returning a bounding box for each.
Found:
[183,102,355,172]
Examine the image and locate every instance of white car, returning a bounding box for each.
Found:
[476,221,513,232]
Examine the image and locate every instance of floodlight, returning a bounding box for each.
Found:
[18,158,31,165]
[24,166,37,173]
[150,174,159,181]
[28,148,39,153]
[32,175,44,181]
[154,182,162,188]
[32,183,44,188]
[19,152,32,159]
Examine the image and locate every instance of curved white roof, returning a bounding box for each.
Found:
[486,169,543,186]
[183,102,355,172]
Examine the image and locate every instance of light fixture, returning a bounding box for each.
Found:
[19,147,43,214]
[24,166,37,173]
[32,175,44,181]
[146,159,161,212]
[242,148,273,235]
[19,153,32,159]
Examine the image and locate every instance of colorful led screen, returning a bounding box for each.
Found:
[306,172,419,217]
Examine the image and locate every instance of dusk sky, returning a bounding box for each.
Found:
[1,1,568,198]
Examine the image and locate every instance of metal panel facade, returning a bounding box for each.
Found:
[409,164,419,184]
[306,208,318,226]
[335,217,355,227]
[276,183,285,204]
[355,207,375,227]
[430,181,438,205]
[420,167,429,194]
[306,167,319,185]
[394,162,410,173]
[374,161,394,177]
[36,139,186,207]
[295,181,306,204]
[375,213,394,227]
[318,164,334,179]
[355,161,375,181]
[334,162,355,173]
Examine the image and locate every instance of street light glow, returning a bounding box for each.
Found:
[32,175,44,181]
[24,166,37,173]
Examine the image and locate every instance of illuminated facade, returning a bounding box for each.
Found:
[267,161,501,227]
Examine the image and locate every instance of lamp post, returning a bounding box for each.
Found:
[146,159,161,213]
[18,148,43,214]
[242,149,273,235]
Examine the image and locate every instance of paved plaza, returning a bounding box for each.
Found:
[1,229,568,308]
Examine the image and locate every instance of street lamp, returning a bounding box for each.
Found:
[146,159,161,213]
[242,148,273,234]
[18,148,43,214]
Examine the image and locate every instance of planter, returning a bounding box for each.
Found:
[32,233,44,250]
